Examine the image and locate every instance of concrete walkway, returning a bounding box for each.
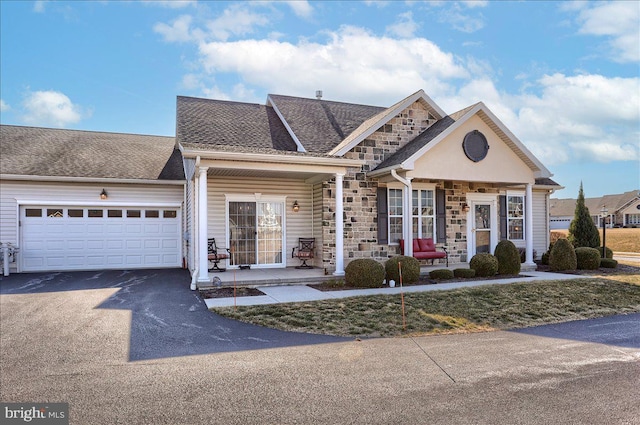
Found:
[204,271,586,308]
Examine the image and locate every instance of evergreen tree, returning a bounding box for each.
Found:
[568,183,601,248]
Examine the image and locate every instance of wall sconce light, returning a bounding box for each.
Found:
[292,200,300,212]
[100,189,108,200]
[462,203,470,213]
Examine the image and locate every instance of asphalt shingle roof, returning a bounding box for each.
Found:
[176,96,298,152]
[268,94,385,153]
[0,125,183,180]
[550,190,639,216]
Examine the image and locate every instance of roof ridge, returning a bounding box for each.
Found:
[0,124,174,139]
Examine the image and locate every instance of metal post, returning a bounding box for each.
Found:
[601,205,608,258]
[2,243,9,277]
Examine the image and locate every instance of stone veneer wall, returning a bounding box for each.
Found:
[318,101,507,271]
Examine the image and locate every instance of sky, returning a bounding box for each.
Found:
[1,0,638,199]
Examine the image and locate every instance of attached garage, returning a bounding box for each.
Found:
[0,125,186,274]
[20,205,182,272]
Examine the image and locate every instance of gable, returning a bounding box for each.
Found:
[409,114,535,184]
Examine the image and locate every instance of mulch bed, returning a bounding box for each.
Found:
[199,287,265,299]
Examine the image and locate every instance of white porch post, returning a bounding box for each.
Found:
[404,179,413,256]
[333,173,345,276]
[197,167,211,284]
[525,183,535,266]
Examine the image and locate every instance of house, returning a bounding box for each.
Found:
[1,89,561,286]
[550,190,640,229]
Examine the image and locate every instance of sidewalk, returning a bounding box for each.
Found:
[204,271,585,308]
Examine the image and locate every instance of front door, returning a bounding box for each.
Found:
[466,194,498,259]
[228,200,284,268]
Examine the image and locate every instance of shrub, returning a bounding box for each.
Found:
[575,247,601,270]
[345,259,385,288]
[518,247,537,263]
[549,238,577,271]
[494,240,521,275]
[568,183,600,248]
[600,258,618,268]
[453,268,476,278]
[469,253,499,277]
[385,256,421,284]
[599,246,613,259]
[429,269,454,280]
[540,241,555,265]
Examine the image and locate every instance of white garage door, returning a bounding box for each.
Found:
[20,206,181,272]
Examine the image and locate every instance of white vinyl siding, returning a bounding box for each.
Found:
[532,190,548,259]
[205,176,318,268]
[0,180,184,272]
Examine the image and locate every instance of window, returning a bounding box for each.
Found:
[627,214,640,225]
[47,208,63,218]
[108,209,123,218]
[412,189,435,239]
[68,209,84,218]
[25,208,42,217]
[388,189,403,244]
[507,195,524,240]
[127,210,141,218]
[145,210,159,218]
[88,209,103,218]
[163,210,177,218]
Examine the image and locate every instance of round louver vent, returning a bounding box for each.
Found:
[462,130,489,162]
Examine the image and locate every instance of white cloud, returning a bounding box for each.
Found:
[572,1,640,63]
[196,26,468,104]
[386,11,418,38]
[33,1,47,13]
[436,2,486,33]
[154,15,194,43]
[21,90,86,127]
[142,0,197,9]
[0,99,10,112]
[204,4,270,41]
[285,1,313,19]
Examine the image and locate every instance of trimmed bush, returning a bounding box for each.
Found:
[549,238,577,271]
[494,240,521,275]
[453,268,476,278]
[575,247,601,270]
[540,242,554,265]
[600,258,618,268]
[385,256,421,284]
[429,269,454,280]
[345,259,385,288]
[518,247,537,263]
[469,253,499,277]
[599,246,613,259]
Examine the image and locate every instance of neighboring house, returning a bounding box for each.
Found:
[1,89,562,284]
[0,125,185,273]
[550,190,640,229]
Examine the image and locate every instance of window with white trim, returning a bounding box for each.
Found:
[626,213,640,225]
[388,188,403,244]
[507,194,524,240]
[412,189,435,239]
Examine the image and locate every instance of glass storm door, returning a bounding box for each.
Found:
[473,203,492,254]
[228,201,283,267]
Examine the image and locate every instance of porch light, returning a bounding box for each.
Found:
[462,203,470,213]
[100,189,108,200]
[292,200,300,213]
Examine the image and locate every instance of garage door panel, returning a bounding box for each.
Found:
[21,205,181,272]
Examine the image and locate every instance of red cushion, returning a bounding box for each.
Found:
[412,239,421,252]
[399,239,405,254]
[418,238,436,252]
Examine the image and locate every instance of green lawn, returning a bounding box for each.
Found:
[212,270,640,338]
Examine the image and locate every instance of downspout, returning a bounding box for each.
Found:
[190,156,201,290]
[391,169,413,256]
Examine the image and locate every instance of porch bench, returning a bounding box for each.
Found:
[399,238,448,267]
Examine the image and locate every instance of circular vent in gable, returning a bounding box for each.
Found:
[462,130,489,162]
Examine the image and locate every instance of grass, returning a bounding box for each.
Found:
[212,267,640,338]
[552,228,640,253]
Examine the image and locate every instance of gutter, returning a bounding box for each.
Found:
[180,149,364,167]
[390,169,413,256]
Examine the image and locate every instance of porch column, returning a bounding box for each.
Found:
[525,183,535,266]
[197,167,211,284]
[333,173,345,276]
[404,178,413,256]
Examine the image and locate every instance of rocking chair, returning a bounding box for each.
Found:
[292,238,315,269]
[208,238,230,272]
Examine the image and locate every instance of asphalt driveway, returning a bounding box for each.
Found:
[1,269,639,424]
[0,269,346,361]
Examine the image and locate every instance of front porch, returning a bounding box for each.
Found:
[198,260,535,288]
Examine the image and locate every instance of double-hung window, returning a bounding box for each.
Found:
[387,186,436,244]
[412,189,435,239]
[507,194,524,240]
